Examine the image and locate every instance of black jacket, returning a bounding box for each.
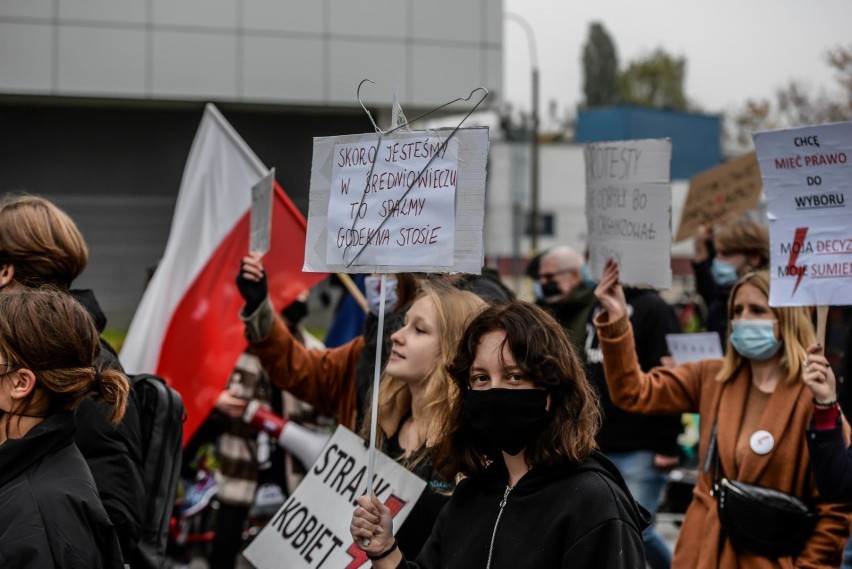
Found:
[384,429,452,559]
[0,412,124,568]
[542,284,597,359]
[807,419,852,503]
[355,309,408,431]
[692,255,732,344]
[71,289,146,563]
[584,288,683,455]
[400,452,648,568]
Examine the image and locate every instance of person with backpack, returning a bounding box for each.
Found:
[0,287,128,568]
[0,194,146,565]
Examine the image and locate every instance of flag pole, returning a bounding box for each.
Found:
[337,273,369,313]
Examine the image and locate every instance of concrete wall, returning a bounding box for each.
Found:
[0,0,502,110]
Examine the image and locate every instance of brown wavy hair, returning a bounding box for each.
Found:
[0,194,89,287]
[0,287,129,432]
[715,217,769,269]
[436,301,601,478]
[715,270,814,384]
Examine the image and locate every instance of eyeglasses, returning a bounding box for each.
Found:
[0,363,18,374]
[538,269,572,282]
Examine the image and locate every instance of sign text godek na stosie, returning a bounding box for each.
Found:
[303,128,489,274]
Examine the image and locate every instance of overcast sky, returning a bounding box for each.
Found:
[503,0,852,119]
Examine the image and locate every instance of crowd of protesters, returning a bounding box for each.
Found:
[3,191,852,569]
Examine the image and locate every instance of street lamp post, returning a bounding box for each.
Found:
[505,12,540,253]
[531,65,540,253]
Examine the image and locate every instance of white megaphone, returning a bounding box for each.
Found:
[242,400,331,469]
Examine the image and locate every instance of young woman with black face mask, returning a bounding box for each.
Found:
[350,300,648,569]
[593,261,852,569]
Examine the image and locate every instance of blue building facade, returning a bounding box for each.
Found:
[575,105,722,180]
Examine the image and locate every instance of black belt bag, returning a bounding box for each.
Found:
[706,423,817,558]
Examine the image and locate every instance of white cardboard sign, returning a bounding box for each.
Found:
[584,139,673,289]
[666,332,724,365]
[250,168,275,255]
[753,121,852,306]
[242,426,427,569]
[303,128,489,274]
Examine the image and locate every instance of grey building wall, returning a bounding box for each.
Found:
[0,101,371,328]
[0,0,502,109]
[0,0,503,329]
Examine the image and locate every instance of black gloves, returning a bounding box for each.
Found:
[236,265,268,314]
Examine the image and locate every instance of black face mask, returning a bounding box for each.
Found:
[282,300,308,326]
[463,388,550,456]
[540,282,562,300]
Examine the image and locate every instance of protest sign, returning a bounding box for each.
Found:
[303,128,489,274]
[251,168,275,255]
[753,121,852,306]
[584,138,673,289]
[666,332,723,365]
[242,426,427,569]
[674,152,763,242]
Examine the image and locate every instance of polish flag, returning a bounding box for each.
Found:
[120,104,327,443]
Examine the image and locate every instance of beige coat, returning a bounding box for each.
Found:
[597,313,852,569]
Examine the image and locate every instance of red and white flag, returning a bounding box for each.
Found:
[120,103,326,443]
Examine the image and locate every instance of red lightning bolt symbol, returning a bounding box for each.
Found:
[345,494,407,569]
[787,227,809,296]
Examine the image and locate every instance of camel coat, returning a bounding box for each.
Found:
[247,304,410,439]
[596,313,852,569]
[249,309,364,431]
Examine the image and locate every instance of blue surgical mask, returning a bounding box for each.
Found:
[729,319,782,361]
[581,265,597,288]
[364,276,398,316]
[711,259,738,286]
[532,282,545,302]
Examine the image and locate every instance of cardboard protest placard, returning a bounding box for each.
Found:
[242,426,427,569]
[303,128,489,274]
[250,168,275,255]
[674,152,763,242]
[584,138,673,289]
[666,332,723,365]
[753,121,852,306]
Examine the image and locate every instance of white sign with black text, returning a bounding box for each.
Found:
[242,427,427,569]
[584,138,673,289]
[666,332,724,365]
[303,128,489,274]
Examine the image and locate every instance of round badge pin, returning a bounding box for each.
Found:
[749,430,774,455]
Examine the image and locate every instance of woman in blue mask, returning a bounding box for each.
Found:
[350,300,648,568]
[692,218,769,342]
[593,262,852,569]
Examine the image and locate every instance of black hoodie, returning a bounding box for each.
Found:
[70,289,146,564]
[400,451,649,568]
[0,412,124,568]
